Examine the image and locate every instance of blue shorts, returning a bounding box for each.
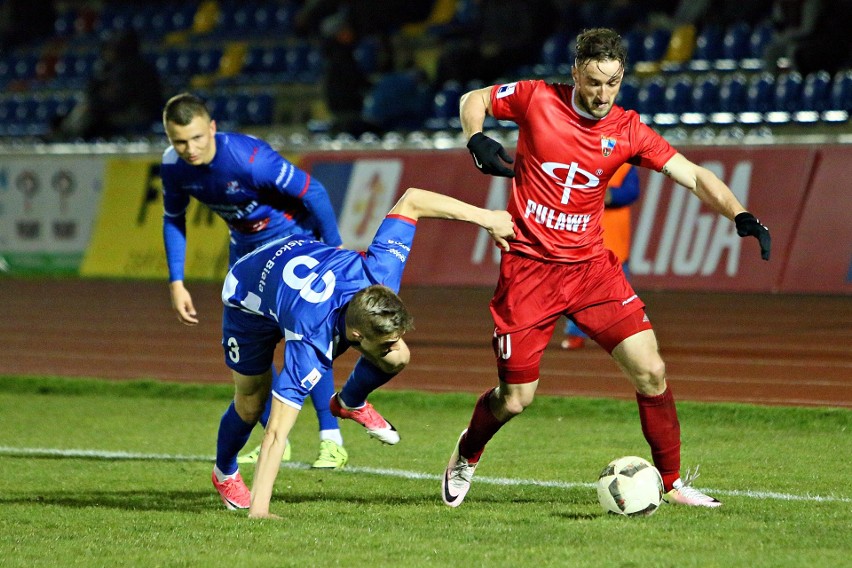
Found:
[221,306,283,376]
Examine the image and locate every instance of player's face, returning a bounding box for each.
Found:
[354,331,406,361]
[165,115,217,166]
[571,58,624,119]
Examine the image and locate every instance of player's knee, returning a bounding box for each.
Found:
[496,387,535,416]
[634,360,666,395]
[234,394,265,423]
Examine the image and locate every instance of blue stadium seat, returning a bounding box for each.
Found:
[174,49,200,77]
[799,71,832,112]
[636,76,666,114]
[432,80,463,119]
[722,22,751,61]
[354,36,382,75]
[692,25,723,62]
[196,48,223,75]
[829,70,852,110]
[155,49,182,76]
[773,71,803,112]
[245,93,275,125]
[748,22,774,59]
[719,73,748,113]
[540,33,572,68]
[53,9,79,37]
[622,29,644,65]
[642,28,671,62]
[286,43,322,81]
[664,74,693,114]
[746,72,775,112]
[692,75,721,113]
[617,76,640,110]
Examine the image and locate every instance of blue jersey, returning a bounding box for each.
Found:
[161,131,342,281]
[221,215,416,407]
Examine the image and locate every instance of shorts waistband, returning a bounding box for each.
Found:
[228,217,270,234]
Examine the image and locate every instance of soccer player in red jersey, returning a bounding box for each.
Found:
[442,28,771,509]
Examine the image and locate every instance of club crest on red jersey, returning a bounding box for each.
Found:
[601,136,616,157]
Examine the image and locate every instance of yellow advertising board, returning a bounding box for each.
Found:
[81,157,229,280]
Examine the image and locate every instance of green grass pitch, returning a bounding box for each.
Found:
[0,376,849,567]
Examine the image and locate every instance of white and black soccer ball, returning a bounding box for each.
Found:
[596,456,664,517]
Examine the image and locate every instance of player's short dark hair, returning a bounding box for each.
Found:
[162,93,210,126]
[575,28,627,68]
[346,285,414,339]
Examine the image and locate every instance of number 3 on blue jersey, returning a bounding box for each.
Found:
[227,336,240,363]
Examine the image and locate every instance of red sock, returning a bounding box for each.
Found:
[459,388,504,463]
[636,388,681,491]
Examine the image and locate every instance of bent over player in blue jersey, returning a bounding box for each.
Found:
[161,93,348,472]
[215,187,514,518]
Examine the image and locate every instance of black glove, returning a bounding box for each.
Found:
[735,212,771,261]
[466,133,515,177]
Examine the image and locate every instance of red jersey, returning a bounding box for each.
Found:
[489,80,676,263]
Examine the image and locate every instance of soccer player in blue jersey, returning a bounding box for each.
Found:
[161,93,348,474]
[215,187,514,518]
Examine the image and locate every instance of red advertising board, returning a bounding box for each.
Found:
[628,146,816,292]
[298,145,850,294]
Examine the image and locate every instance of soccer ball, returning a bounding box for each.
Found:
[596,456,664,517]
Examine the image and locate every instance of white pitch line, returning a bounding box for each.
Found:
[1,447,849,504]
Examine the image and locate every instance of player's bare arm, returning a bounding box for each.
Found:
[460,87,515,177]
[660,153,747,220]
[389,188,515,251]
[168,280,198,325]
[460,86,494,139]
[662,153,771,260]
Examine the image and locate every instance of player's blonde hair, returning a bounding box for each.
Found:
[346,285,414,339]
[162,93,210,127]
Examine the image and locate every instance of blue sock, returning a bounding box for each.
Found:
[339,357,396,408]
[310,368,339,431]
[216,402,255,476]
[565,318,588,339]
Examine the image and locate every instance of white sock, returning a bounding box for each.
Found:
[320,429,344,446]
[213,465,238,482]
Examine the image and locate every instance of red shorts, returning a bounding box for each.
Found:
[490,251,652,383]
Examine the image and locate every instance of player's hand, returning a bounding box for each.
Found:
[169,281,199,325]
[485,210,515,251]
[467,133,515,177]
[735,212,771,261]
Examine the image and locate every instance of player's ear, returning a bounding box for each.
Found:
[209,119,217,134]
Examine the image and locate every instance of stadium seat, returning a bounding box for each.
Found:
[642,28,671,62]
[286,43,323,81]
[748,22,774,59]
[636,76,666,114]
[622,29,644,65]
[196,47,223,75]
[829,70,852,110]
[617,76,640,110]
[354,36,382,75]
[432,80,463,119]
[245,93,275,125]
[690,24,723,68]
[800,71,832,111]
[722,22,751,61]
[718,73,748,113]
[540,33,572,68]
[692,74,721,113]
[745,72,775,113]
[664,74,693,114]
[773,71,803,112]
